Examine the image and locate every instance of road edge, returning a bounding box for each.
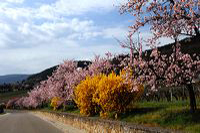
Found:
[30,112,86,133]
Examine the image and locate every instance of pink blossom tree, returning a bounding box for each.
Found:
[11,56,112,109]
[119,0,200,113]
[120,0,200,41]
[120,42,200,113]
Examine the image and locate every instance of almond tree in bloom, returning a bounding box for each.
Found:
[120,42,200,113]
[13,60,80,108]
[119,0,200,113]
[120,0,200,42]
[10,56,112,109]
[88,55,112,76]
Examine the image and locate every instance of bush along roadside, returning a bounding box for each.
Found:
[0,103,5,114]
[74,71,144,118]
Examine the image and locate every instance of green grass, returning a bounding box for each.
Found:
[41,104,80,115]
[119,100,200,133]
[0,91,28,103]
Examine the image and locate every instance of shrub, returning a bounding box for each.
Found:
[74,75,102,116]
[0,103,5,113]
[50,97,63,110]
[74,71,144,117]
[93,72,144,117]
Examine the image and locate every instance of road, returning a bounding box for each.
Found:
[0,111,63,133]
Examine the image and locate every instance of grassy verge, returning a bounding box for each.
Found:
[0,91,28,103]
[41,104,80,115]
[119,100,200,133]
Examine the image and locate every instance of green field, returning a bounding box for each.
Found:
[0,91,28,103]
[118,100,200,133]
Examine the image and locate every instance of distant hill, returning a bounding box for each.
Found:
[0,74,29,84]
[22,60,91,89]
[147,37,200,55]
[22,66,58,89]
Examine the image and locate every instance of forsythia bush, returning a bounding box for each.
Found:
[93,72,131,117]
[74,71,144,117]
[74,75,102,116]
[50,97,63,110]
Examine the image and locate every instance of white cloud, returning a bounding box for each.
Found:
[102,26,128,39]
[0,6,33,21]
[4,0,24,3]
[52,0,117,15]
[0,0,130,75]
[0,0,120,21]
[0,12,103,48]
[0,22,11,32]
[34,0,122,20]
[0,40,126,75]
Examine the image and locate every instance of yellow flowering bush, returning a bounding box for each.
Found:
[74,71,144,117]
[50,97,63,110]
[93,72,144,117]
[74,75,102,116]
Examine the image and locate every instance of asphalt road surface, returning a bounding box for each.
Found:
[0,111,63,133]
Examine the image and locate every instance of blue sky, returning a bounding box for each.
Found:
[0,0,173,75]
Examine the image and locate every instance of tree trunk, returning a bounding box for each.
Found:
[187,84,197,113]
[182,87,186,100]
[170,89,173,102]
[194,27,200,37]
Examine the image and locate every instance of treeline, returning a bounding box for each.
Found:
[0,82,23,93]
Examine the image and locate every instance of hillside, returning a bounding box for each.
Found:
[150,37,200,55]
[0,74,29,84]
[22,60,91,90]
[23,66,58,89]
